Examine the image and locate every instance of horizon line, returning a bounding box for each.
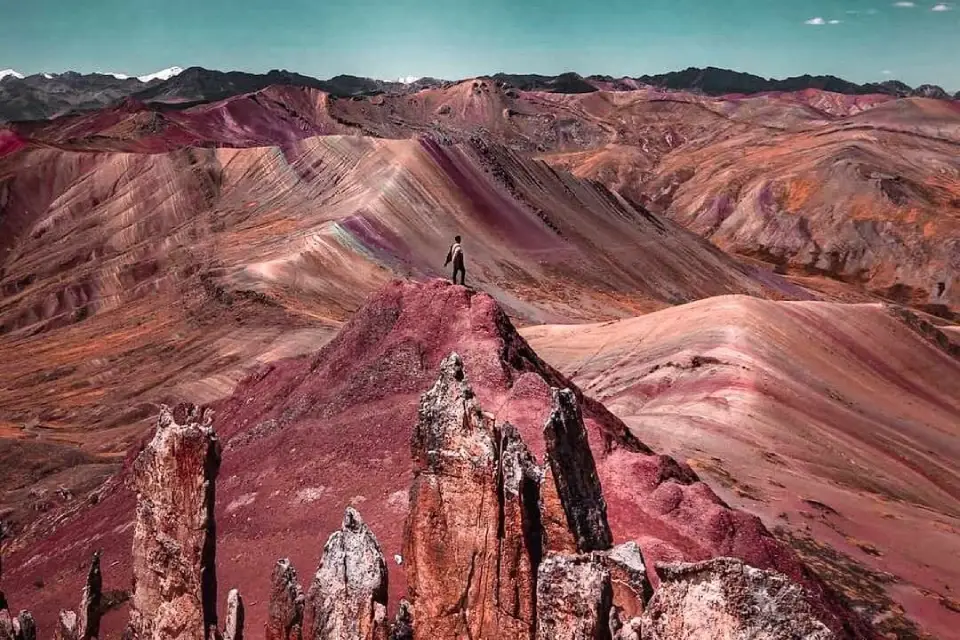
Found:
[3,64,958,92]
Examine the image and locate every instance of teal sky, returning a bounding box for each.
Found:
[3,0,959,90]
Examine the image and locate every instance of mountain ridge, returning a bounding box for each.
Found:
[2,64,956,124]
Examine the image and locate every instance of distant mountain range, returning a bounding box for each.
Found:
[616,67,956,100]
[129,67,448,104]
[1,64,957,123]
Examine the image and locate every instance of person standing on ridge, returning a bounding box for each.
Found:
[444,235,466,285]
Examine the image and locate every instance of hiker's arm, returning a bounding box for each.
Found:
[444,247,452,266]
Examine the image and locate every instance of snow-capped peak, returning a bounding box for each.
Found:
[396,75,421,84]
[0,69,24,81]
[138,66,184,83]
[43,73,54,79]
[104,72,130,80]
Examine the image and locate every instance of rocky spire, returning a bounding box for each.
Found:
[404,353,544,639]
[52,550,103,640]
[125,404,222,640]
[403,352,503,638]
[542,388,612,553]
[77,551,102,640]
[402,354,637,639]
[265,559,304,640]
[305,508,388,640]
[223,589,244,640]
[641,558,835,639]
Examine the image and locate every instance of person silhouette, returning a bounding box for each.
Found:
[444,235,466,285]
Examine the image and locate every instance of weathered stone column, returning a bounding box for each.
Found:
[125,404,222,640]
[403,353,502,639]
[223,589,244,640]
[265,559,304,640]
[542,389,612,554]
[305,508,388,640]
[77,550,102,640]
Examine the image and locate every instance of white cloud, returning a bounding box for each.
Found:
[828,19,843,23]
[931,2,952,10]
[882,69,893,75]
[805,16,827,24]
[893,2,916,6]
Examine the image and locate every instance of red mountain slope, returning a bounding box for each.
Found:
[524,296,960,638]
[3,280,873,638]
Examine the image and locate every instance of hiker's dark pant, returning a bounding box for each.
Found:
[452,256,465,285]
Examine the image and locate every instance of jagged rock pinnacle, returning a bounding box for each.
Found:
[77,550,102,640]
[404,354,620,639]
[126,403,222,640]
[404,352,510,638]
[305,507,388,640]
[266,559,304,640]
[542,388,612,553]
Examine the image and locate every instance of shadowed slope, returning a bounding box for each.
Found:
[523,297,960,638]
[3,280,872,638]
